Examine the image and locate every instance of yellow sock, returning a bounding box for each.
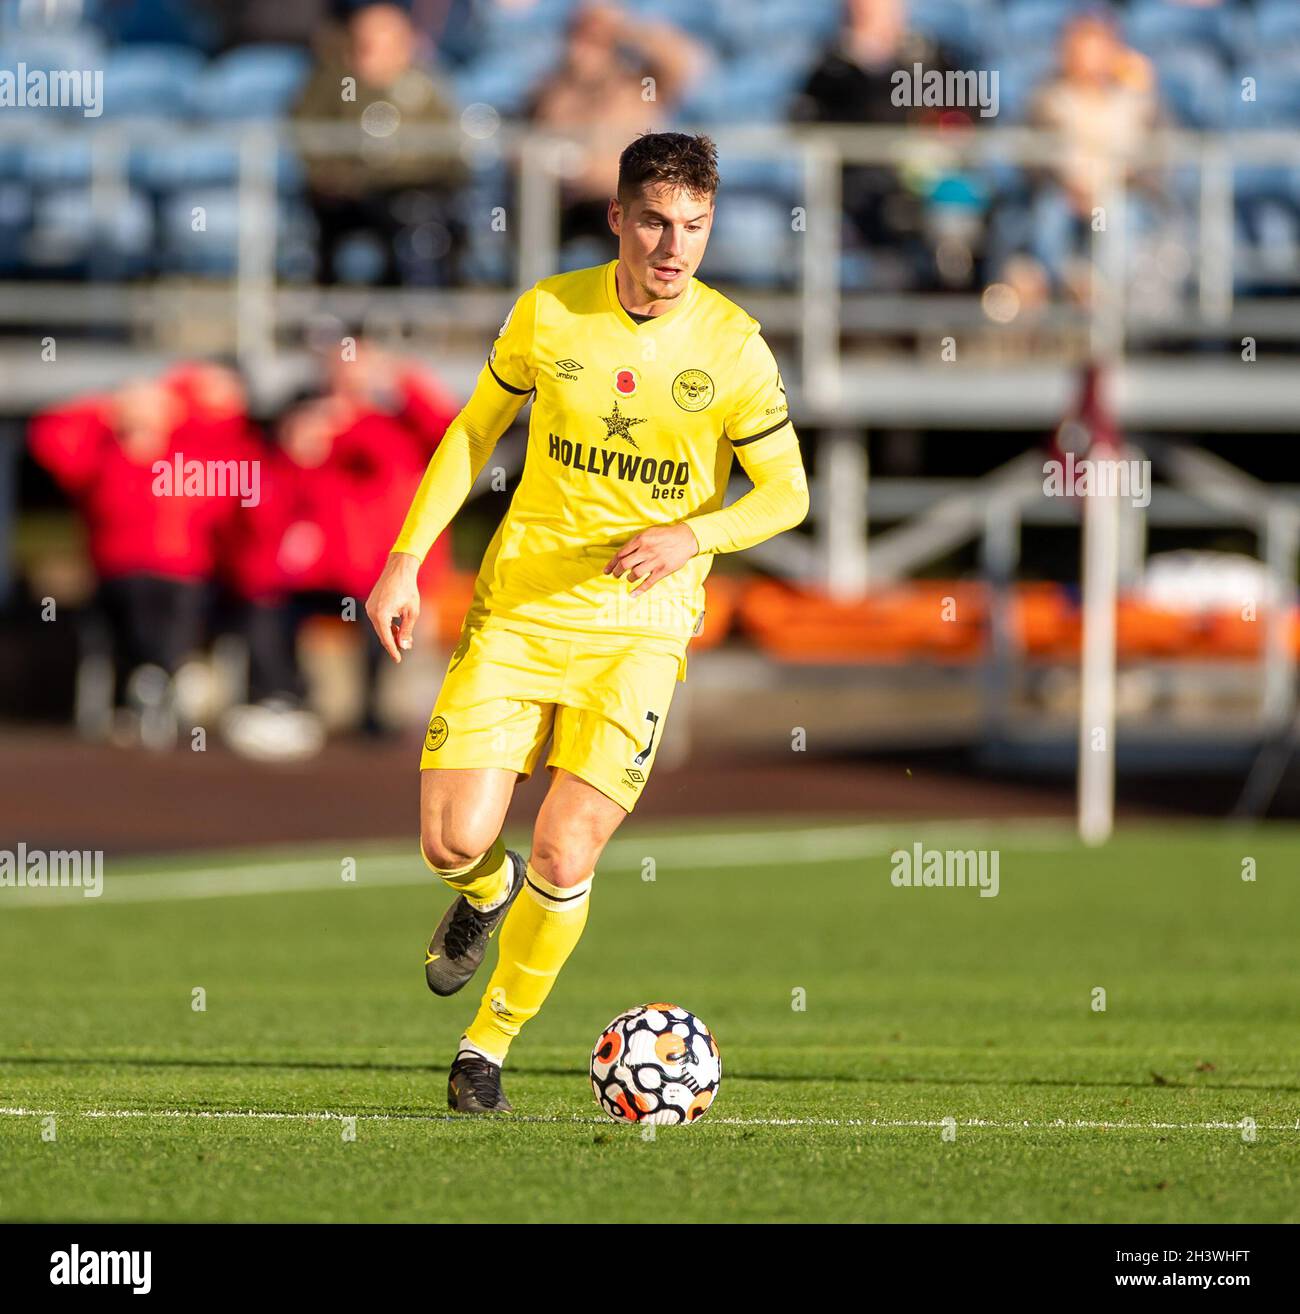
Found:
[463,862,592,1063]
[422,834,511,911]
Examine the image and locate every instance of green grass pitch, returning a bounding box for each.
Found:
[1,819,1297,1223]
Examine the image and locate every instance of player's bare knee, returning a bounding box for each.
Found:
[420,827,492,873]
[529,834,599,888]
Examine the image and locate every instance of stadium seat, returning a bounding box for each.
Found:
[20,134,94,186]
[714,152,801,203]
[476,0,577,47]
[459,156,515,284]
[713,0,840,55]
[1152,45,1229,131]
[738,580,987,663]
[1254,0,1300,54]
[159,186,242,274]
[702,192,798,287]
[26,183,154,274]
[99,43,205,120]
[159,186,311,277]
[0,180,34,273]
[902,0,983,61]
[1199,609,1263,659]
[133,135,303,194]
[983,46,1057,123]
[619,0,723,47]
[89,0,221,52]
[0,26,104,80]
[190,44,311,121]
[1234,198,1300,294]
[1000,0,1078,51]
[1115,601,1201,659]
[1229,54,1300,128]
[1013,583,1080,658]
[676,49,812,124]
[450,39,562,116]
[1124,0,1241,63]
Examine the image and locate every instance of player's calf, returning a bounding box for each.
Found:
[424,843,526,996]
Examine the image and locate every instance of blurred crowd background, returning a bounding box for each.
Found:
[0,0,1297,294]
[2,0,1298,817]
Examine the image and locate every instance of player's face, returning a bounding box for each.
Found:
[609,184,714,304]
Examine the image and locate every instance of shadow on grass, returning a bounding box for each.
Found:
[1,1054,1297,1093]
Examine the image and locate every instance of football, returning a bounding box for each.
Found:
[590,1003,722,1124]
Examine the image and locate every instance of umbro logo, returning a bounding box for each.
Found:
[555,358,583,380]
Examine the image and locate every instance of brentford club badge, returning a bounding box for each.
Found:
[613,367,639,397]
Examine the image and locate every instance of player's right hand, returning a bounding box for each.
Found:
[365,552,421,664]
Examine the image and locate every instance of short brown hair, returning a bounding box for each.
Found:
[617,132,719,204]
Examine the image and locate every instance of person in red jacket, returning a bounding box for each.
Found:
[219,344,457,748]
[29,364,261,745]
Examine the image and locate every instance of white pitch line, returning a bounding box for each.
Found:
[0,820,1073,909]
[1,1107,1294,1132]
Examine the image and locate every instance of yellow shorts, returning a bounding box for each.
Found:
[420,623,684,812]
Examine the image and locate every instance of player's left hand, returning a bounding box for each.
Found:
[604,523,700,596]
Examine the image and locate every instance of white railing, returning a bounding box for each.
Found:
[0,119,1297,392]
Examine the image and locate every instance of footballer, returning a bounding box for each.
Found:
[365,131,809,1113]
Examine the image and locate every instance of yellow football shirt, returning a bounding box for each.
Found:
[393,259,808,664]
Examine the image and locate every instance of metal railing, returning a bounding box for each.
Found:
[0,119,1297,397]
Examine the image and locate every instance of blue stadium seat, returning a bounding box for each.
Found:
[461,157,514,285]
[136,136,303,193]
[27,183,154,274]
[700,191,796,287]
[99,44,205,119]
[1254,1,1300,55]
[1124,0,1241,62]
[1000,0,1079,51]
[904,0,983,61]
[161,187,239,273]
[676,49,813,124]
[450,39,562,115]
[1229,53,1300,128]
[477,0,577,48]
[984,46,1057,123]
[0,180,34,273]
[89,0,221,52]
[20,135,93,186]
[1234,198,1300,295]
[716,153,802,202]
[714,0,840,55]
[0,27,106,120]
[0,26,104,76]
[160,186,311,276]
[190,44,311,121]
[1152,45,1229,131]
[618,0,723,47]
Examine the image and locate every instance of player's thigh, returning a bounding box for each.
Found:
[422,625,561,778]
[530,767,631,887]
[419,767,518,868]
[547,646,681,816]
[419,625,564,865]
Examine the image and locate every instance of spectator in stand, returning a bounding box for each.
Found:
[793,0,974,291]
[220,344,458,756]
[206,0,333,49]
[28,364,260,747]
[528,2,707,254]
[292,2,469,286]
[990,14,1162,308]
